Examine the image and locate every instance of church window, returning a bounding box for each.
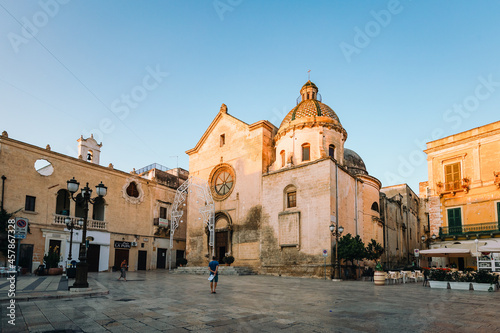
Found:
[210,164,236,201]
[220,134,225,147]
[444,162,461,191]
[280,150,285,167]
[328,144,335,158]
[302,144,310,162]
[126,182,140,198]
[287,192,296,208]
[371,202,379,212]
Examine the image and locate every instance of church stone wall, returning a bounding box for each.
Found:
[261,159,333,277]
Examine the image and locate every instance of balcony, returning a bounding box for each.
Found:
[439,222,500,238]
[53,214,107,230]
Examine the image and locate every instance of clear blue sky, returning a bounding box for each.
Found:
[1,0,499,192]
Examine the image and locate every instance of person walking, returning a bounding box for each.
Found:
[208,256,219,293]
[118,259,128,281]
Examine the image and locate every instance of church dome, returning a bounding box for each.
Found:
[343,148,368,176]
[277,81,346,140]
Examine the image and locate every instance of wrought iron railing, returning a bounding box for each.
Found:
[439,222,500,237]
[53,214,107,230]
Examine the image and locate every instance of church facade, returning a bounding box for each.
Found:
[185,81,404,277]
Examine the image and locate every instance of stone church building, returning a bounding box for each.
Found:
[185,81,397,277]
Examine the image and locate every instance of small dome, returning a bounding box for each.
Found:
[344,148,368,176]
[279,99,341,128]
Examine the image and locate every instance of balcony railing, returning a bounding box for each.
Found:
[53,214,107,230]
[439,222,500,237]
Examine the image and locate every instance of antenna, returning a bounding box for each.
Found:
[169,156,179,170]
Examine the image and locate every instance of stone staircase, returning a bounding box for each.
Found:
[171,266,256,276]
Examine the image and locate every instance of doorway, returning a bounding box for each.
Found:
[87,244,100,272]
[138,250,147,270]
[216,231,228,262]
[157,248,167,269]
[458,257,465,271]
[19,244,33,273]
[114,249,129,270]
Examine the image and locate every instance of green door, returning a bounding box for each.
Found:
[447,208,462,235]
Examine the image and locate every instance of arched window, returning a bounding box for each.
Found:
[371,202,379,212]
[93,197,105,221]
[280,150,286,167]
[87,150,93,162]
[301,143,310,162]
[55,189,70,216]
[284,185,297,209]
[328,144,335,158]
[75,194,85,218]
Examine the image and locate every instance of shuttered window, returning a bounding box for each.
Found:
[445,163,461,191]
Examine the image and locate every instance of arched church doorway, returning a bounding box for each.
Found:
[213,212,232,262]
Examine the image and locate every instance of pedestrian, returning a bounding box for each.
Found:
[118,259,128,281]
[423,269,429,287]
[208,256,219,293]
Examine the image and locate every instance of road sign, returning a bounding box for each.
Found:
[323,249,328,257]
[414,249,420,257]
[15,217,28,239]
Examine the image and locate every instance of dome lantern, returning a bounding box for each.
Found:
[300,80,319,101]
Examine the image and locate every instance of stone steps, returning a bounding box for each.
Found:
[171,266,256,276]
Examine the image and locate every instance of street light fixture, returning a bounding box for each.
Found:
[66,177,107,288]
[64,217,82,262]
[329,223,344,280]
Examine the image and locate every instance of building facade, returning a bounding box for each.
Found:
[419,121,500,270]
[0,131,187,273]
[185,81,419,277]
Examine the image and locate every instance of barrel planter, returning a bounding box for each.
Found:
[374,271,386,286]
[48,267,63,275]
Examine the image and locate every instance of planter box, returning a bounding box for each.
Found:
[429,281,449,289]
[471,283,497,292]
[449,282,471,290]
[374,271,386,286]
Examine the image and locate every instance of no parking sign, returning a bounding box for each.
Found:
[15,217,28,239]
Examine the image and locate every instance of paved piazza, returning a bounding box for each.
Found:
[1,270,499,332]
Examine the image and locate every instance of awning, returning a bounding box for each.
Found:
[478,244,500,253]
[419,248,471,257]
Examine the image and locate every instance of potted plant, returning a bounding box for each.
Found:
[223,255,235,266]
[428,269,449,289]
[448,271,471,290]
[472,270,498,291]
[373,261,386,286]
[44,247,63,275]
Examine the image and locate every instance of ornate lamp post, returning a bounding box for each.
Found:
[64,217,83,262]
[67,178,107,288]
[329,223,344,280]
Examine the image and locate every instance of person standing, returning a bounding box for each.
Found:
[208,256,219,293]
[118,259,128,281]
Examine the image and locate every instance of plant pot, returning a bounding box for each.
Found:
[429,281,449,289]
[48,267,63,275]
[449,282,471,290]
[471,283,497,291]
[374,271,385,286]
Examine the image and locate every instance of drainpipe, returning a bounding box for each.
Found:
[354,178,358,236]
[1,175,6,211]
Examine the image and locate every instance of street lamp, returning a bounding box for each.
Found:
[67,177,107,288]
[475,238,479,271]
[329,223,344,280]
[64,217,83,262]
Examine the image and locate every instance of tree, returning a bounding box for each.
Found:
[365,239,384,261]
[337,234,367,278]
